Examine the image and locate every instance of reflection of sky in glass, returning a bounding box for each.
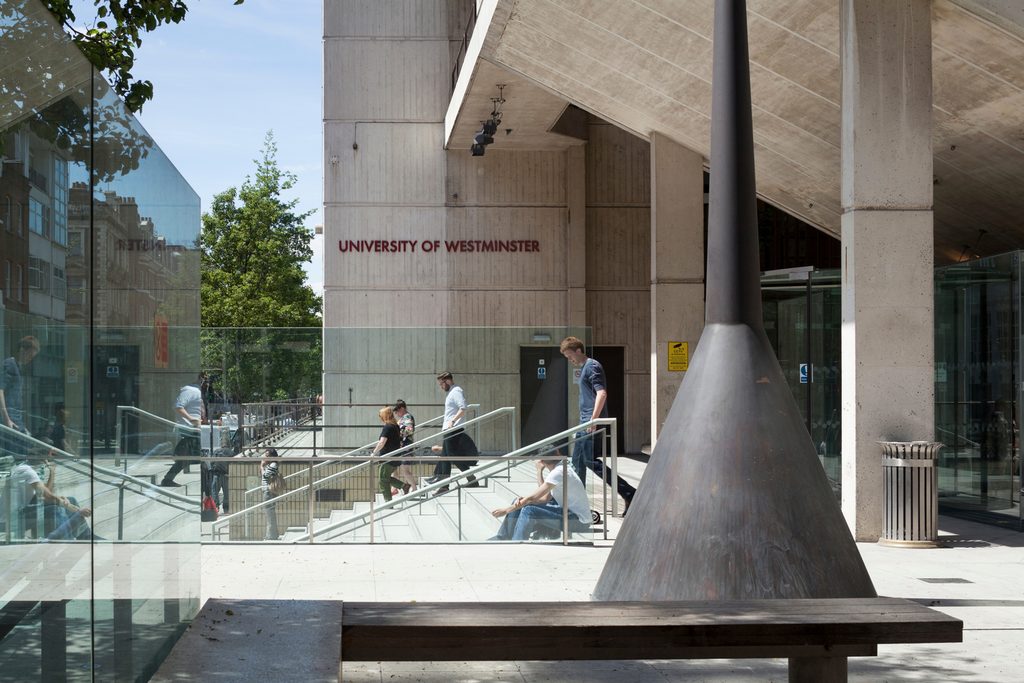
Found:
[83,85,200,247]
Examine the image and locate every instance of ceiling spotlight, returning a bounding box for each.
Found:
[471,143,486,157]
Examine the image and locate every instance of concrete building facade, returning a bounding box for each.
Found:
[323,0,1024,540]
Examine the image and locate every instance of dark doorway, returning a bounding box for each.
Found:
[591,346,626,454]
[92,345,140,454]
[519,346,568,448]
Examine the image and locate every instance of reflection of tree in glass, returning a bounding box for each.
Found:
[42,0,246,113]
[25,94,155,183]
[1,0,155,180]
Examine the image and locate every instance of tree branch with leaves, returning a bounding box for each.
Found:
[45,0,244,112]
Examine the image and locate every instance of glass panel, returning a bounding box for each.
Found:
[2,1,204,676]
[88,60,203,677]
[1,1,95,679]
[197,326,608,544]
[934,253,1019,518]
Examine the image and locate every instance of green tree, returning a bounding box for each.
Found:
[200,132,321,403]
[44,0,244,112]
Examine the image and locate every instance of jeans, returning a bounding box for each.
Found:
[572,430,636,504]
[492,503,580,541]
[263,490,279,540]
[21,496,93,540]
[209,470,229,512]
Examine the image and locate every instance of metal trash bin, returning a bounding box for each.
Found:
[879,441,942,547]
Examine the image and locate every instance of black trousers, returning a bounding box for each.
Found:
[432,430,479,478]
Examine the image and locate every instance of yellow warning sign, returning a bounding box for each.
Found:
[668,341,689,371]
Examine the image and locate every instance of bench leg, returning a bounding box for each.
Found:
[789,656,847,683]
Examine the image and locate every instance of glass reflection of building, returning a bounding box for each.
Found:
[1,1,201,680]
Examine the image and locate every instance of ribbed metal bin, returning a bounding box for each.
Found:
[879,441,943,548]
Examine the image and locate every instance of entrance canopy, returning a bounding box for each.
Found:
[446,0,1024,263]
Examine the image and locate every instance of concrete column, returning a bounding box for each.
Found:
[650,132,705,445]
[567,145,587,327]
[840,0,934,540]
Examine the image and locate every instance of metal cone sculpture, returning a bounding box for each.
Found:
[592,0,875,601]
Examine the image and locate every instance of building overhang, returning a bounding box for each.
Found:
[447,0,1024,264]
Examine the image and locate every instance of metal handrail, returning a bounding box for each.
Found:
[116,404,198,434]
[211,406,514,535]
[239,404,481,498]
[1,425,197,542]
[287,417,616,543]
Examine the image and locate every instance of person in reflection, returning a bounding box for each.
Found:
[371,406,405,501]
[161,372,208,488]
[4,441,96,540]
[1,336,40,439]
[392,399,417,494]
[559,336,635,515]
[427,372,479,495]
[489,454,590,541]
[261,448,281,540]
[47,404,72,454]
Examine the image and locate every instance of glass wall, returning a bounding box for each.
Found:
[1,1,202,679]
[187,326,605,545]
[760,257,1023,524]
[935,253,1020,519]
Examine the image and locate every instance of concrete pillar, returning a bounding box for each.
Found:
[650,132,705,445]
[567,145,587,328]
[840,0,934,540]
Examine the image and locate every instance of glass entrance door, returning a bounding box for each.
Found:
[935,254,1020,516]
[761,268,842,494]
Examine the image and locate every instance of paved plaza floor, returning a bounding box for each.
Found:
[199,514,1024,682]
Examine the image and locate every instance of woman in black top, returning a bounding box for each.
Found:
[372,406,404,501]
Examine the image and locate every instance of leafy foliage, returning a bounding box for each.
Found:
[44,0,245,112]
[200,132,322,402]
[1,1,154,179]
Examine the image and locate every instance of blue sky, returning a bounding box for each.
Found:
[132,0,324,294]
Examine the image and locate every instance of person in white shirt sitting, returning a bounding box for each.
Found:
[489,453,590,541]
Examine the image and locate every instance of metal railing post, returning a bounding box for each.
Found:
[610,420,619,517]
[562,456,569,546]
[307,459,315,544]
[369,457,376,544]
[114,406,123,467]
[457,486,463,541]
[118,483,125,541]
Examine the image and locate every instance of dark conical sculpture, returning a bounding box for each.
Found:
[592,0,875,601]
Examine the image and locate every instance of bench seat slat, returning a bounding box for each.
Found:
[340,598,962,664]
[342,598,961,627]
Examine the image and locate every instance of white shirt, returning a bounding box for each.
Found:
[543,465,590,521]
[175,384,203,426]
[444,385,467,427]
[3,462,41,516]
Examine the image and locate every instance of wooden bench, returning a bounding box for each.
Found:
[340,598,963,682]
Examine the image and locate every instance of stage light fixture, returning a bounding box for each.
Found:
[469,85,506,157]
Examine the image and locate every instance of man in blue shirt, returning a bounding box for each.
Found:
[1,336,40,436]
[560,336,636,514]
